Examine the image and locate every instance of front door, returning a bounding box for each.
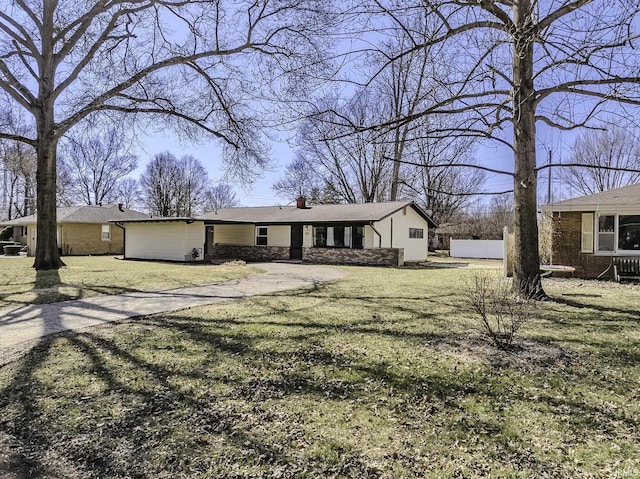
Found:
[204,225,214,256]
[290,224,303,260]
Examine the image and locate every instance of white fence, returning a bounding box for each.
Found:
[450,238,505,259]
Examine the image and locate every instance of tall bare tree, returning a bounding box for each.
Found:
[174,155,209,217]
[565,123,640,196]
[0,0,335,269]
[273,154,325,202]
[140,152,183,217]
[357,0,640,298]
[295,91,394,203]
[203,183,239,212]
[112,177,142,210]
[403,133,484,225]
[0,142,36,219]
[140,152,212,216]
[60,127,137,206]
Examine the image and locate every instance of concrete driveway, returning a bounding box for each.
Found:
[0,263,345,364]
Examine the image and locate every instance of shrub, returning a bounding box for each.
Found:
[0,226,13,241]
[463,273,534,349]
[3,244,22,256]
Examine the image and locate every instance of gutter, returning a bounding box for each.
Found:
[369,221,382,248]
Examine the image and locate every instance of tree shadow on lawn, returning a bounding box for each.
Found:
[548,295,640,322]
[1,290,638,477]
[0,269,149,308]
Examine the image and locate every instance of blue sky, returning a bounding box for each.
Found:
[134,132,293,207]
[133,121,579,209]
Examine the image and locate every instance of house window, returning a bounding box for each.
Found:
[409,228,424,239]
[256,227,268,246]
[101,224,111,241]
[588,213,640,254]
[618,215,640,251]
[313,225,362,249]
[20,226,27,237]
[597,215,615,252]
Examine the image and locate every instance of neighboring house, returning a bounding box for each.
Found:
[114,198,436,266]
[1,204,148,256]
[541,183,640,279]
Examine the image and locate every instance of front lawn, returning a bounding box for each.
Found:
[0,256,256,310]
[0,266,638,478]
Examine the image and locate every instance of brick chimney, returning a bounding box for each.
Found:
[296,196,307,209]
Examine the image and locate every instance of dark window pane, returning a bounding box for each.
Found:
[314,226,326,247]
[409,228,424,239]
[619,215,640,250]
[352,225,364,249]
[256,236,268,246]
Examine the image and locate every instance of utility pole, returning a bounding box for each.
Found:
[547,149,552,204]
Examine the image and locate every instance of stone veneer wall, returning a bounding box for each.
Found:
[208,244,290,262]
[302,247,404,266]
[207,244,405,266]
[552,212,615,280]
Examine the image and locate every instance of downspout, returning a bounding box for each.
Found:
[369,221,382,248]
[114,222,125,258]
[390,217,393,248]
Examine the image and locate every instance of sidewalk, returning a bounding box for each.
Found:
[0,263,345,363]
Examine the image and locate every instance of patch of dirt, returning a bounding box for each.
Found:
[430,335,579,371]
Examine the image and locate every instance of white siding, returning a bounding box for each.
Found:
[125,222,204,261]
[364,224,378,248]
[374,206,429,262]
[266,225,290,246]
[213,224,254,245]
[187,223,205,258]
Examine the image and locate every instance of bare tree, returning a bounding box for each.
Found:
[399,127,483,225]
[0,0,335,269]
[111,177,142,210]
[140,152,211,216]
[355,0,640,298]
[272,154,328,203]
[203,183,239,212]
[295,91,394,203]
[565,123,640,196]
[175,155,209,217]
[140,152,182,217]
[0,142,36,219]
[60,127,137,206]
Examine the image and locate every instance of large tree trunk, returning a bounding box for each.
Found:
[511,0,545,299]
[33,2,64,271]
[34,130,65,270]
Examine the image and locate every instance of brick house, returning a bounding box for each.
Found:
[1,205,147,256]
[541,184,640,279]
[114,199,437,266]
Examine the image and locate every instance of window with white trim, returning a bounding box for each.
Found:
[587,213,640,254]
[618,215,640,251]
[101,224,111,241]
[256,227,268,246]
[597,215,615,252]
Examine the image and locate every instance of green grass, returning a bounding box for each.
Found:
[0,256,256,309]
[0,266,638,478]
